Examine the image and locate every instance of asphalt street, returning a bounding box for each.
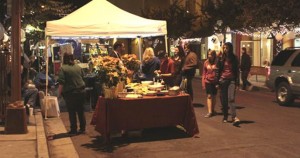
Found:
[57,78,300,158]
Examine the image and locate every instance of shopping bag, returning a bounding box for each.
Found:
[179,77,187,91]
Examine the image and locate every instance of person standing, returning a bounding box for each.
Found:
[58,52,86,135]
[202,50,218,118]
[141,47,161,81]
[240,47,252,91]
[156,50,175,87]
[182,43,198,100]
[109,41,125,59]
[172,46,185,86]
[109,41,125,68]
[217,42,240,124]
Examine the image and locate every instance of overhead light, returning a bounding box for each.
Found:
[267,32,274,39]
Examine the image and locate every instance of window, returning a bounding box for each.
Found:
[271,50,295,66]
[291,53,300,67]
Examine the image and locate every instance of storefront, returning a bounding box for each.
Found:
[240,32,274,67]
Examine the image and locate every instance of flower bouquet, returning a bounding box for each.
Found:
[121,54,141,72]
[121,54,141,83]
[90,55,127,98]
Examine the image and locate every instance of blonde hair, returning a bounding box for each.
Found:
[143,47,155,63]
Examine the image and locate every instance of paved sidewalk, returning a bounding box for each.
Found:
[0,108,79,158]
[44,117,79,158]
[247,75,270,92]
[0,110,49,158]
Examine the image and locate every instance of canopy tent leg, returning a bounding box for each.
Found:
[164,35,168,54]
[138,37,142,61]
[45,36,50,96]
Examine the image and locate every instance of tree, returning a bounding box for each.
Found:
[200,0,300,34]
[199,0,244,35]
[141,0,199,39]
[21,0,75,43]
[238,0,300,31]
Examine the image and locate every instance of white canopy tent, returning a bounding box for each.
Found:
[45,0,167,38]
[44,0,168,95]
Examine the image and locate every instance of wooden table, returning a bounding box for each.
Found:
[91,94,199,143]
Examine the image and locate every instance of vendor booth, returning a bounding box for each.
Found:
[44,0,168,93]
[44,0,199,141]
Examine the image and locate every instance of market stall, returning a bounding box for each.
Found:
[44,0,167,94]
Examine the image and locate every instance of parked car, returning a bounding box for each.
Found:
[266,47,300,106]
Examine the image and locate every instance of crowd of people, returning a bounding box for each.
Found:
[19,40,256,134]
[108,41,252,125]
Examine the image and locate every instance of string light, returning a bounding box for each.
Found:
[231,25,300,39]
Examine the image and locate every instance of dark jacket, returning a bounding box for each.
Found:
[240,53,251,71]
[142,57,161,81]
[58,64,85,95]
[108,51,121,59]
[182,51,198,76]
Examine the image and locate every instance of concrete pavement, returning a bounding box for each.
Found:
[0,110,49,158]
[0,74,269,158]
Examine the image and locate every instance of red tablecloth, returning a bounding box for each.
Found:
[91,94,199,142]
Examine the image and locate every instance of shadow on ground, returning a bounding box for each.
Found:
[232,120,255,128]
[81,126,190,153]
[193,103,204,108]
[271,100,300,108]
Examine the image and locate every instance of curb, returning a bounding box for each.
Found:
[44,117,79,158]
[35,111,50,158]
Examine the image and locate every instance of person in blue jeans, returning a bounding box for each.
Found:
[217,42,240,124]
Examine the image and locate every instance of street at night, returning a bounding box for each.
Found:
[2,1,300,158]
[57,77,300,158]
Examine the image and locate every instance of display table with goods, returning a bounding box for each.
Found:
[90,91,199,143]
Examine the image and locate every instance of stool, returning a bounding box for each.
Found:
[5,107,28,134]
[85,87,93,111]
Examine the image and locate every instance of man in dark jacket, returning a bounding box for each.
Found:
[240,47,252,90]
[109,41,125,59]
[182,43,198,100]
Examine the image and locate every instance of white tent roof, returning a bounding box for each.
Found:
[45,0,167,38]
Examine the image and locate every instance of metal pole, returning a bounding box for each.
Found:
[138,37,142,61]
[164,35,168,54]
[45,36,49,96]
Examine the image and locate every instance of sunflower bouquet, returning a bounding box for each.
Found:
[121,54,141,72]
[90,55,127,88]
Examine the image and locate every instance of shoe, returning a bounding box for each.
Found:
[222,119,228,123]
[67,131,77,135]
[212,111,218,115]
[233,117,240,123]
[204,113,213,118]
[247,85,253,91]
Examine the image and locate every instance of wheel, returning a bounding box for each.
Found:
[276,82,295,106]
